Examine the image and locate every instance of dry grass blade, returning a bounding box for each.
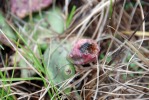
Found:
[126,41,149,67]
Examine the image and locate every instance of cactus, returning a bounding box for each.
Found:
[17,7,65,78]
[44,40,75,85]
[0,12,17,46]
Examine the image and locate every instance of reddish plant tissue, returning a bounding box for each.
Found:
[68,39,100,65]
[11,0,52,18]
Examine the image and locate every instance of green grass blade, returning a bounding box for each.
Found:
[66,5,76,28]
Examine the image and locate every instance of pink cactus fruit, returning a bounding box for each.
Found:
[68,39,100,65]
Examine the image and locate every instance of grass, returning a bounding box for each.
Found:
[66,5,76,28]
[1,0,149,99]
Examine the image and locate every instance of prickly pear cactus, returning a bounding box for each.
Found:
[0,12,17,46]
[44,40,75,85]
